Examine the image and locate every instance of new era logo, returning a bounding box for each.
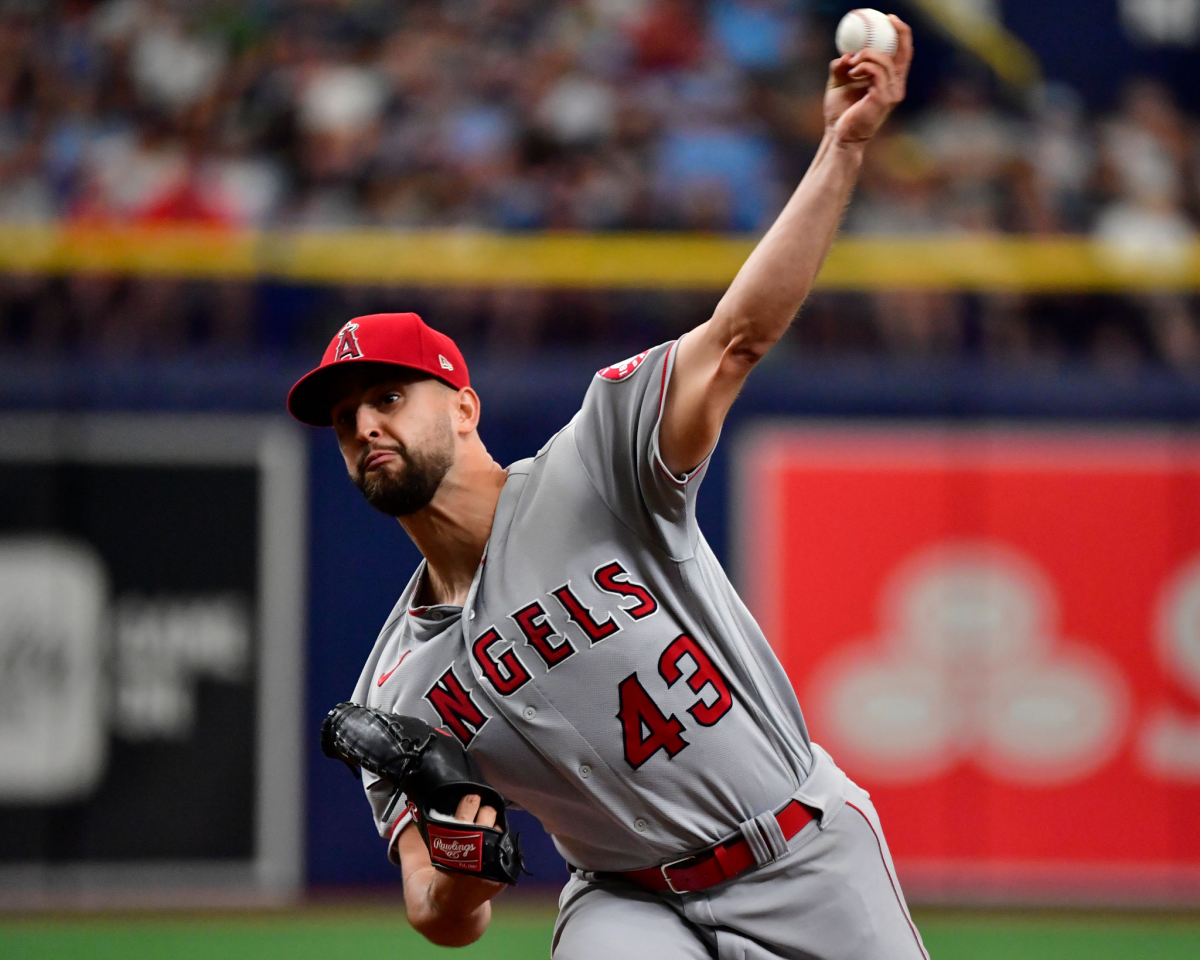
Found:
[439,354,454,371]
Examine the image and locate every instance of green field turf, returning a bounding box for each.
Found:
[2,905,1199,959]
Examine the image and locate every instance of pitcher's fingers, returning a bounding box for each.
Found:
[849,48,896,86]
[477,805,498,828]
[455,794,482,823]
[828,54,855,86]
[849,60,887,91]
[889,16,914,75]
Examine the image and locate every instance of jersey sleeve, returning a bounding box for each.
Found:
[360,770,412,865]
[571,340,714,559]
[349,622,413,866]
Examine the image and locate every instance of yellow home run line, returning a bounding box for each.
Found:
[0,226,1197,291]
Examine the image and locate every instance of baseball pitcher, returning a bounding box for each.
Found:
[290,19,925,959]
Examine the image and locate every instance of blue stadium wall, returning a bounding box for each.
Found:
[7,349,1200,887]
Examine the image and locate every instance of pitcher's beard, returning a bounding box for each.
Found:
[354,431,453,517]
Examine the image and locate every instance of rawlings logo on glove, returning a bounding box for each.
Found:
[320,702,526,885]
[428,828,484,871]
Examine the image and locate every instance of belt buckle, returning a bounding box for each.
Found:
[659,853,700,894]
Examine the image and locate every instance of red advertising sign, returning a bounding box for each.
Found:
[738,427,1200,902]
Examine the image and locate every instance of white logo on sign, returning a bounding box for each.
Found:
[114,596,250,740]
[439,354,454,371]
[0,537,255,803]
[0,538,108,802]
[1139,556,1200,779]
[809,543,1129,786]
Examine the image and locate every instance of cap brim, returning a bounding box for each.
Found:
[287,360,417,427]
[287,359,461,426]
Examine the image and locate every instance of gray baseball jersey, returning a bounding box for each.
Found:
[348,339,928,959]
[352,340,815,871]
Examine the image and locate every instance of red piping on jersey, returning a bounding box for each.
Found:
[845,802,929,960]
[656,341,674,419]
[377,649,411,686]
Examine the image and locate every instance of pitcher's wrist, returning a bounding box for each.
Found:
[819,131,867,168]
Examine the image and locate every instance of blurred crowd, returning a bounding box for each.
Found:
[0,0,829,231]
[0,0,1198,365]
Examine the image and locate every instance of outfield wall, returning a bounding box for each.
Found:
[4,353,1200,903]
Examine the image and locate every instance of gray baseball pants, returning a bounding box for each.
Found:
[552,750,928,960]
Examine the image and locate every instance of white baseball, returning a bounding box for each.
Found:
[835,8,899,56]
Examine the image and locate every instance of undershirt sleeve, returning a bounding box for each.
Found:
[361,768,411,865]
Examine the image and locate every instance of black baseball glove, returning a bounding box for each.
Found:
[320,702,525,885]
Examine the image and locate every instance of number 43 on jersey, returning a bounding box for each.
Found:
[618,633,733,768]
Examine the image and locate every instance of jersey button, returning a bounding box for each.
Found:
[578,764,591,779]
[634,818,648,832]
[523,706,537,720]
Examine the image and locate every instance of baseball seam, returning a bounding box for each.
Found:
[853,9,874,51]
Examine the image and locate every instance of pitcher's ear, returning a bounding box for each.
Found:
[455,386,482,433]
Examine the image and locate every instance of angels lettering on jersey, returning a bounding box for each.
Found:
[408,558,734,771]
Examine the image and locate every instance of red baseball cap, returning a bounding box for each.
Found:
[287,313,470,426]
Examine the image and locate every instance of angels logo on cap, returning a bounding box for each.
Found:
[598,350,649,382]
[335,321,363,361]
[287,313,471,427]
